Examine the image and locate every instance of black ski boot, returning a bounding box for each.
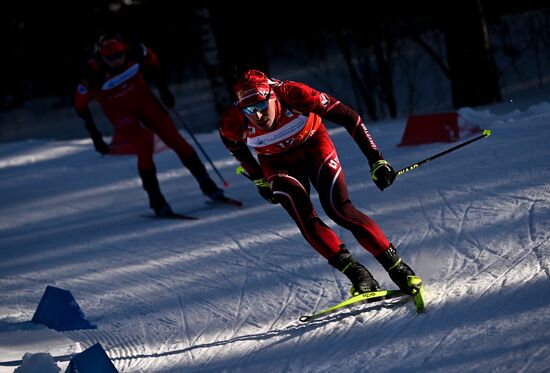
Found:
[330,247,380,295]
[153,202,173,217]
[199,175,224,201]
[139,168,173,216]
[376,244,418,295]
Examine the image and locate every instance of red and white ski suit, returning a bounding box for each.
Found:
[74,43,198,173]
[219,80,392,260]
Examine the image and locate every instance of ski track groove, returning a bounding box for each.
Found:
[422,246,536,366]
[257,228,316,281]
[114,331,141,360]
[178,295,196,365]
[418,196,468,278]
[224,226,320,360]
[419,192,522,287]
[70,328,140,363]
[360,299,413,336]
[316,299,412,369]
[436,188,459,220]
[528,203,535,247]
[83,271,193,369]
[311,320,357,371]
[531,243,550,280]
[280,285,329,373]
[451,201,470,248]
[229,277,248,340]
[518,344,550,373]
[224,232,264,347]
[139,318,150,357]
[266,284,295,331]
[391,228,410,251]
[418,194,457,251]
[226,232,259,263]
[316,316,360,371]
[361,303,415,363]
[226,232,293,285]
[470,242,537,285]
[453,243,483,282]
[189,315,211,348]
[266,227,300,246]
[195,296,233,321]
[446,219,487,281]
[415,188,547,368]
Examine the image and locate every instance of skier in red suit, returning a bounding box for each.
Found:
[75,33,223,216]
[219,69,421,295]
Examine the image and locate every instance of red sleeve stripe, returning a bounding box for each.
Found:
[350,116,362,138]
[326,99,340,113]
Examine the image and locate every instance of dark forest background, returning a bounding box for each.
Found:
[1,0,549,135]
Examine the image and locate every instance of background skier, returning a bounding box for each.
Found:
[75,33,225,216]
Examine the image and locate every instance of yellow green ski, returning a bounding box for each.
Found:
[408,276,426,313]
[299,276,425,322]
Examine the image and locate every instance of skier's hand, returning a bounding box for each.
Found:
[92,137,110,155]
[159,88,175,109]
[254,178,278,204]
[370,160,396,191]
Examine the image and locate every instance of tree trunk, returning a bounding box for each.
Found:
[194,5,231,116]
[441,0,502,108]
[372,22,397,118]
[334,30,379,121]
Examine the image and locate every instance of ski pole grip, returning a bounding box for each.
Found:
[236,166,253,181]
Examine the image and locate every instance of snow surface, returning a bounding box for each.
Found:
[0,98,549,372]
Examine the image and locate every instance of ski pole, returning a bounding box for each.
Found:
[396,129,491,176]
[171,109,229,187]
[235,166,253,181]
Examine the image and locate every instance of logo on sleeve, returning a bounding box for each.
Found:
[320,93,329,107]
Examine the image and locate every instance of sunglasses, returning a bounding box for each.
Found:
[242,99,270,115]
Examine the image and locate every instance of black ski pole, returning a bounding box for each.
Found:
[396,129,491,176]
[171,109,229,187]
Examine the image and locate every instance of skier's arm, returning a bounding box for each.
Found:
[323,103,384,166]
[219,109,278,204]
[74,83,109,155]
[220,135,263,180]
[323,103,396,191]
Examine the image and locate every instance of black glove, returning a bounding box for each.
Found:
[92,136,110,155]
[159,88,175,109]
[370,160,396,191]
[254,178,278,204]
